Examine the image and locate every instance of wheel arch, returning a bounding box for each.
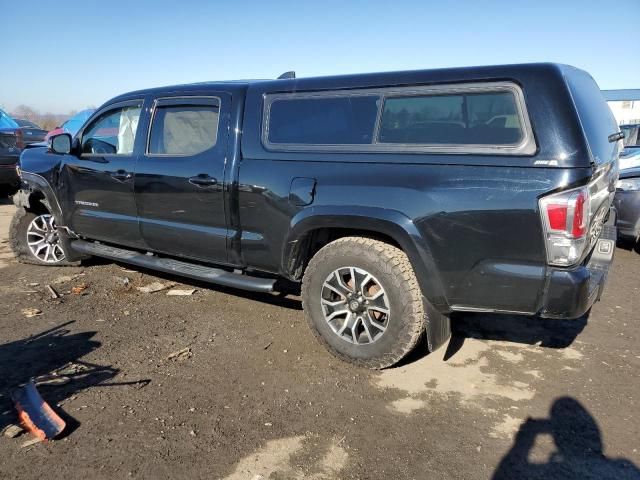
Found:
[14,172,65,224]
[282,206,449,314]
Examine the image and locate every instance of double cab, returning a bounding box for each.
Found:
[12,63,620,368]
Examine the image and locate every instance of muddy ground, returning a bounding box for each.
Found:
[0,197,638,479]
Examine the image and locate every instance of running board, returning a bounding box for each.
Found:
[70,240,276,293]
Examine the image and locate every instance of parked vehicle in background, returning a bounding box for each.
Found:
[45,109,95,141]
[13,63,620,368]
[0,109,21,197]
[14,118,48,145]
[619,123,640,170]
[614,166,640,247]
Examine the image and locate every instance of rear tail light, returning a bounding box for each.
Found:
[539,186,590,266]
[15,129,25,149]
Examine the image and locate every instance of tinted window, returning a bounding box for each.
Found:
[565,70,619,166]
[148,102,219,155]
[379,92,523,145]
[82,105,141,155]
[267,96,379,145]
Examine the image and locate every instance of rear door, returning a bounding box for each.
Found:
[134,93,229,264]
[63,99,146,247]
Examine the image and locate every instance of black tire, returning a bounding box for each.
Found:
[10,208,78,266]
[302,237,425,369]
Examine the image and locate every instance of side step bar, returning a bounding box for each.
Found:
[70,240,276,293]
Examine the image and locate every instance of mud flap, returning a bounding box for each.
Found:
[423,296,451,352]
[11,380,66,440]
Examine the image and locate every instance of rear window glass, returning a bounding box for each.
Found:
[149,103,219,155]
[379,92,523,145]
[267,96,379,145]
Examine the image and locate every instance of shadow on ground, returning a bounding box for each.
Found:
[91,259,304,311]
[442,312,588,361]
[396,311,588,368]
[493,397,640,479]
[617,237,640,254]
[0,321,145,437]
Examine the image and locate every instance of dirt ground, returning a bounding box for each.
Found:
[0,197,638,480]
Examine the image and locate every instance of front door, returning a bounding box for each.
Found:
[63,99,146,247]
[134,93,229,264]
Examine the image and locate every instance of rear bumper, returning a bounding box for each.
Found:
[540,210,616,319]
[613,191,640,240]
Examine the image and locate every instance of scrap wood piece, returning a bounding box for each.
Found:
[167,347,192,361]
[137,281,175,294]
[20,437,43,448]
[166,288,196,296]
[21,308,42,318]
[45,285,59,299]
[2,424,24,438]
[11,380,66,441]
[34,374,71,386]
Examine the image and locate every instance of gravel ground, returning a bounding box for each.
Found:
[0,197,638,479]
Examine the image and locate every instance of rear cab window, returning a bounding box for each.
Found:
[262,82,535,155]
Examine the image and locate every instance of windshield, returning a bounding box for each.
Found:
[0,109,19,129]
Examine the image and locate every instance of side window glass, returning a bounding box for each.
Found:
[379,92,524,145]
[82,105,141,155]
[267,96,379,145]
[148,99,220,155]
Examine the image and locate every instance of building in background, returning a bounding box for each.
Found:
[603,89,640,126]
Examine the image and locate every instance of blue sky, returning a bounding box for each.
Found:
[2,0,639,113]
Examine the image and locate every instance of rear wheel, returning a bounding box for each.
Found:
[302,237,426,369]
[10,208,76,266]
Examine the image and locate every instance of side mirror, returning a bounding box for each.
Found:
[49,133,72,155]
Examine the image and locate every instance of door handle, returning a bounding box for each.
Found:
[188,174,217,188]
[111,170,132,181]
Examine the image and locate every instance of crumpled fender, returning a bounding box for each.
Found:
[15,172,65,225]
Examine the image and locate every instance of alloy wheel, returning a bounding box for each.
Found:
[26,214,65,263]
[320,266,390,345]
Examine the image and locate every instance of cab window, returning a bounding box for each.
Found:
[147,97,220,156]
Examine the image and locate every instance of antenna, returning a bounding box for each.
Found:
[277,71,296,80]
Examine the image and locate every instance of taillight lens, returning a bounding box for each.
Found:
[539,186,590,266]
[15,129,25,149]
[571,191,587,237]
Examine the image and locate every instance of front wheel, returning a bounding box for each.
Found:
[302,237,426,369]
[10,209,76,266]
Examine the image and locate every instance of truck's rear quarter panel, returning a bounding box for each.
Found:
[236,158,591,313]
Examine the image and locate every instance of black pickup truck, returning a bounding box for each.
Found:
[11,63,620,368]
